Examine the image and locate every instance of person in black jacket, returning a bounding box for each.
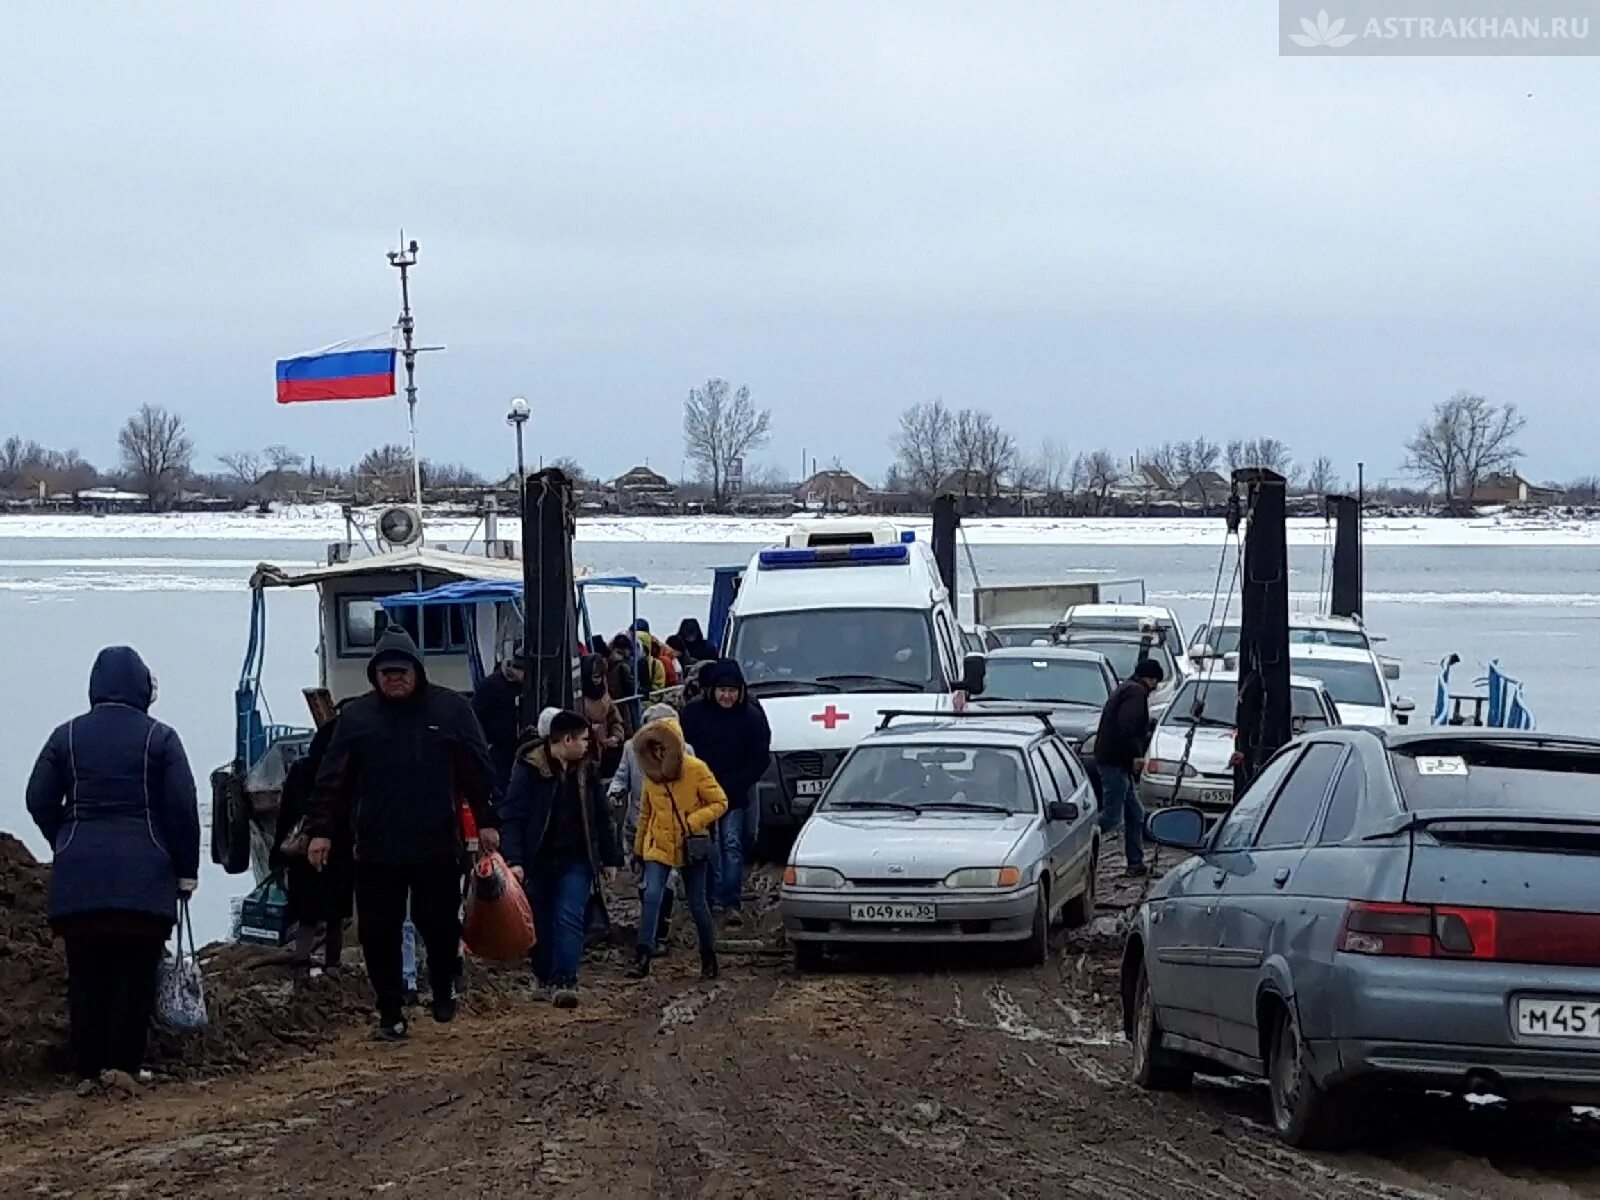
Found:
[307,628,500,1040]
[1094,658,1164,877]
[498,710,621,1008]
[271,711,353,979]
[679,658,772,927]
[26,646,200,1086]
[472,646,525,789]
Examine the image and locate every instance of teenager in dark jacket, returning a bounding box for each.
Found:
[307,628,500,1039]
[271,712,353,978]
[472,648,525,788]
[673,618,718,666]
[26,646,200,1085]
[1094,659,1164,877]
[679,659,772,925]
[498,711,621,1008]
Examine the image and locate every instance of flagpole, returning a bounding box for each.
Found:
[387,235,424,533]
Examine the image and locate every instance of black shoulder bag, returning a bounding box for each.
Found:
[668,783,714,866]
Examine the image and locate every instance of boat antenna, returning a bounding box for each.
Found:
[387,233,424,533]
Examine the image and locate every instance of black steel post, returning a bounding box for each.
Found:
[931,494,960,620]
[520,468,577,730]
[1324,493,1363,619]
[1233,468,1291,796]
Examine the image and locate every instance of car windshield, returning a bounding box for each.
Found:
[1198,626,1369,655]
[1163,680,1331,729]
[1290,657,1384,708]
[820,744,1035,814]
[984,658,1110,707]
[1393,743,1600,816]
[991,626,1053,648]
[1065,615,1182,658]
[731,608,937,694]
[1060,637,1174,682]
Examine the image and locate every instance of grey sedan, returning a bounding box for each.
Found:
[781,712,1101,970]
[1122,728,1600,1148]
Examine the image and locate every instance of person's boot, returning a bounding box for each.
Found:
[700,948,719,981]
[627,948,652,979]
[373,1016,409,1042]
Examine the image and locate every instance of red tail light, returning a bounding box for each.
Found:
[1340,902,1600,966]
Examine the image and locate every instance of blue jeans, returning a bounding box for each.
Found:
[711,808,745,911]
[401,920,417,989]
[527,857,594,987]
[1098,765,1145,870]
[638,860,716,958]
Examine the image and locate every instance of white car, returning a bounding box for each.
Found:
[1190,613,1402,681]
[1287,644,1413,728]
[1142,670,1341,809]
[1059,603,1192,678]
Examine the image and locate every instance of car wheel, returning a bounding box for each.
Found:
[1267,1003,1359,1148]
[1130,964,1193,1091]
[793,941,826,973]
[1062,852,1098,928]
[1015,887,1050,967]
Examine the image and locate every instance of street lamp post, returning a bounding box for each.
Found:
[507,397,530,512]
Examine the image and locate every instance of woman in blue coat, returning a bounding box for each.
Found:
[26,646,200,1084]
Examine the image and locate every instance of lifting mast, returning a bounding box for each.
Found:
[931,493,960,620]
[1232,468,1292,795]
[520,467,579,729]
[1324,492,1363,620]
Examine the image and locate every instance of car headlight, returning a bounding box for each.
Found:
[783,865,845,888]
[943,866,1024,889]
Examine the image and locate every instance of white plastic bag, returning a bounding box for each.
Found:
[156,901,209,1032]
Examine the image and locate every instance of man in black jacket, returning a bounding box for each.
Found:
[680,659,771,927]
[307,628,500,1040]
[1094,659,1164,878]
[499,710,621,1008]
[472,645,525,789]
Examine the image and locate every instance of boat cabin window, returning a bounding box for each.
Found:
[338,597,469,658]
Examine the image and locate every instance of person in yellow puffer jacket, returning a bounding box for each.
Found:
[629,717,726,980]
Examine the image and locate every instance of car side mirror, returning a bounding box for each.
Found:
[1046,800,1080,823]
[961,652,987,697]
[1190,642,1215,661]
[1393,695,1415,725]
[1145,806,1207,850]
[1382,658,1401,681]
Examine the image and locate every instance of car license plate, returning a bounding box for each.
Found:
[1517,998,1600,1039]
[849,902,935,923]
[1200,789,1232,805]
[794,779,829,797]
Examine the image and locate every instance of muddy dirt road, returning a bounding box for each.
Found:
[3,860,1599,1198]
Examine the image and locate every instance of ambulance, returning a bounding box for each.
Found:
[723,521,986,830]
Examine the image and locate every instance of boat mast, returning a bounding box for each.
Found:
[387,235,424,532]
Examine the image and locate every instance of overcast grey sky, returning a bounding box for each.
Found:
[2,2,1595,487]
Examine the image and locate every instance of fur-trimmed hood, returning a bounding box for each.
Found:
[634,718,686,784]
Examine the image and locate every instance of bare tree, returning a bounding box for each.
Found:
[893,399,957,498]
[1566,475,1600,504]
[1018,438,1072,495]
[1172,437,1222,509]
[1224,438,1246,473]
[548,455,590,483]
[420,461,485,490]
[1076,449,1121,515]
[219,451,266,486]
[1405,392,1525,511]
[355,443,413,499]
[1139,443,1182,487]
[265,444,305,473]
[683,378,771,509]
[1305,455,1338,496]
[117,405,193,511]
[950,408,1016,504]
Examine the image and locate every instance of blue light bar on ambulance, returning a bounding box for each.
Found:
[757,545,911,569]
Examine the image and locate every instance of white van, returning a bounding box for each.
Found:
[725,521,983,829]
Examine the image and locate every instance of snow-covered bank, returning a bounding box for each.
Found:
[1,507,1597,547]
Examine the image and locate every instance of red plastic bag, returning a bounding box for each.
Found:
[463,852,536,961]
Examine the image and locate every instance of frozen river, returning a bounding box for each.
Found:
[4,510,1597,942]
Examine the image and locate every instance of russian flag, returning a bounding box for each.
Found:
[275,331,397,405]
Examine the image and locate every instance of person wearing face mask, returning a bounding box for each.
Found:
[26,646,200,1092]
[306,627,501,1041]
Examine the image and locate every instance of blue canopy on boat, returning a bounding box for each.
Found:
[378,575,648,610]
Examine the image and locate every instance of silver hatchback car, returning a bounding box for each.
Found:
[781,712,1101,971]
[1123,727,1600,1149]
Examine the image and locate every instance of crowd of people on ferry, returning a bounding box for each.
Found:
[24,616,774,1076]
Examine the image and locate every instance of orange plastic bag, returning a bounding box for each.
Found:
[463,852,536,961]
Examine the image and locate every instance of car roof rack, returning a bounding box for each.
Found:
[876,708,1057,734]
